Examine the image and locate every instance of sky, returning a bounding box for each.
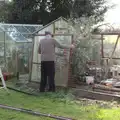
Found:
[105,0,120,25]
[104,0,120,44]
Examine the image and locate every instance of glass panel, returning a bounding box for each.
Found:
[0,24,14,32]
[23,26,36,33]
[0,27,3,32]
[25,26,41,33]
[14,26,28,33]
[0,24,42,42]
[103,35,120,58]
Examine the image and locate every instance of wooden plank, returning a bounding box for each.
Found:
[32,62,41,64]
[73,88,120,101]
[34,34,73,36]
[68,34,74,87]
[101,34,104,58]
[94,32,120,35]
[29,38,35,82]
[93,84,120,92]
[102,57,120,60]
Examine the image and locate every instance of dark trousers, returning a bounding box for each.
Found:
[40,61,55,92]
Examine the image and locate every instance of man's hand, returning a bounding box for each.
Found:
[70,44,75,49]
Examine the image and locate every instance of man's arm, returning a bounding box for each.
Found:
[53,39,74,49]
[38,43,41,54]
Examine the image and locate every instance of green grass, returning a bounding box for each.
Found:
[0,89,120,120]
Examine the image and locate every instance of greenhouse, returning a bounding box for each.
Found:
[0,23,42,81]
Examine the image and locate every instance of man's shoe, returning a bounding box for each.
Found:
[39,88,45,92]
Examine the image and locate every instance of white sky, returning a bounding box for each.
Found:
[105,0,120,24]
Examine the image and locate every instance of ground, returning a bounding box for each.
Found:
[0,89,120,120]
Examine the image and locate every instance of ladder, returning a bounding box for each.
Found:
[0,68,9,93]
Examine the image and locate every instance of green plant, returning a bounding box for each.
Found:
[68,17,101,81]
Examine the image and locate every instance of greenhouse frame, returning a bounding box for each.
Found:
[0,23,42,81]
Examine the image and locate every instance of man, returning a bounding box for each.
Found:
[38,31,74,92]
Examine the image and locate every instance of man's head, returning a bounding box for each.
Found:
[45,31,53,39]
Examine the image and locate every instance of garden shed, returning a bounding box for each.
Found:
[31,17,74,87]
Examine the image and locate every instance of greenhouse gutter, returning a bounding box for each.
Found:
[0,104,74,120]
[0,85,38,96]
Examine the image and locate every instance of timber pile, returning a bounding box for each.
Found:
[73,87,120,101]
[93,84,120,93]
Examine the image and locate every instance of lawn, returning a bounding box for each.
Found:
[0,89,120,120]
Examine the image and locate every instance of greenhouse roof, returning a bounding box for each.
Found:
[0,23,42,42]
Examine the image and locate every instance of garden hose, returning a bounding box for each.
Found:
[0,104,74,120]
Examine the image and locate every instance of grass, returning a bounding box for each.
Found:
[0,89,120,120]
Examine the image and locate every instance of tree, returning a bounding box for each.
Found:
[0,0,108,24]
[68,16,101,81]
[0,2,12,22]
[72,0,108,23]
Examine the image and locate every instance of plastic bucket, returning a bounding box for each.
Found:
[86,76,94,85]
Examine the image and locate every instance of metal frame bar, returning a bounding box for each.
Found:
[1,23,42,27]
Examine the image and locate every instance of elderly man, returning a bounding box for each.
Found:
[38,31,74,92]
